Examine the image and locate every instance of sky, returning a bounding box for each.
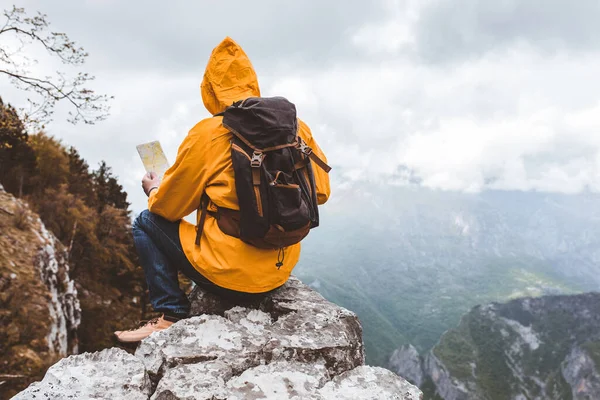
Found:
[3,0,600,214]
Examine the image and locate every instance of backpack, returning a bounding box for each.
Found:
[195,96,331,265]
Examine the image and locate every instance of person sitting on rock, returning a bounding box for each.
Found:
[114,37,330,342]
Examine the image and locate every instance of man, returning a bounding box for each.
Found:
[114,37,330,342]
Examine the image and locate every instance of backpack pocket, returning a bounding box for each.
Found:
[231,141,269,239]
[267,170,310,230]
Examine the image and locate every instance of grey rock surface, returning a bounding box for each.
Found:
[388,344,425,387]
[136,314,269,378]
[151,359,232,400]
[423,352,470,400]
[13,347,150,399]
[562,346,600,400]
[225,360,329,400]
[401,292,600,399]
[319,366,423,400]
[17,276,422,399]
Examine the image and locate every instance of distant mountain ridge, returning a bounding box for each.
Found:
[296,183,600,364]
[389,292,600,399]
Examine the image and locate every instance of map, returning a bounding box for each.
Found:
[136,141,170,179]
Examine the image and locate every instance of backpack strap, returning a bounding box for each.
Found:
[250,151,264,217]
[195,193,210,247]
[296,138,332,173]
[294,157,310,171]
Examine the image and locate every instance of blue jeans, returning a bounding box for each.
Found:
[132,210,265,317]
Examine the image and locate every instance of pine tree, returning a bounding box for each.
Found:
[0,97,36,195]
[67,147,95,207]
[92,161,130,213]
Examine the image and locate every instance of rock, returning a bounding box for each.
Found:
[18,277,422,399]
[189,284,241,316]
[264,277,365,376]
[35,217,81,355]
[224,306,273,334]
[225,361,329,399]
[136,314,270,378]
[192,276,364,376]
[562,346,600,400]
[404,292,600,399]
[13,348,151,399]
[423,352,470,400]
[318,366,423,400]
[0,188,81,397]
[262,306,363,376]
[388,344,425,387]
[151,360,233,400]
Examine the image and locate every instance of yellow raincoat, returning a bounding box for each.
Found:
[148,37,330,293]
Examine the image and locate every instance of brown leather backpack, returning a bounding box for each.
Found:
[195,97,331,267]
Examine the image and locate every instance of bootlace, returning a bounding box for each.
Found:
[125,317,160,331]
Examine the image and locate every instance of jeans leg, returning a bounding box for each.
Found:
[132,210,190,317]
[133,210,281,313]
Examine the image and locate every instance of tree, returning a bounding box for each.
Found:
[0,96,36,195]
[0,6,112,127]
[67,146,95,206]
[28,133,69,190]
[92,161,130,213]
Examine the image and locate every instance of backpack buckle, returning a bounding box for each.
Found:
[297,140,313,156]
[251,151,264,167]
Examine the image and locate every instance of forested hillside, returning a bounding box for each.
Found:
[0,97,147,396]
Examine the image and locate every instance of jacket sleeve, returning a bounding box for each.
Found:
[147,123,211,221]
[298,120,331,205]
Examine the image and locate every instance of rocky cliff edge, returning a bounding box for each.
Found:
[15,276,422,399]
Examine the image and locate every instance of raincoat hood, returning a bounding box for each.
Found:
[201,37,261,116]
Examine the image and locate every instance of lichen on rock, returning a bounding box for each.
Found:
[17,276,422,399]
[13,348,150,400]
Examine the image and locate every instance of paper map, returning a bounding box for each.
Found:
[136,141,170,179]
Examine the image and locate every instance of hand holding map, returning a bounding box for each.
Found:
[136,141,170,180]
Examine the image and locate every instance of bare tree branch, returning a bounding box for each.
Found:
[0,6,112,128]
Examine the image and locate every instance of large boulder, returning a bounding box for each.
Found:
[17,276,422,399]
[13,348,150,399]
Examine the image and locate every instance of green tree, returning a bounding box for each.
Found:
[67,146,95,206]
[28,133,69,191]
[0,97,36,195]
[92,161,130,213]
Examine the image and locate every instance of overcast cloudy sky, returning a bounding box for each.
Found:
[3,0,600,214]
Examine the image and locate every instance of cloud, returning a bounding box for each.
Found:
[13,0,384,74]
[2,0,600,215]
[355,0,600,63]
[415,0,600,63]
[266,45,600,194]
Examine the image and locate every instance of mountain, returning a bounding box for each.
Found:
[295,182,600,365]
[1,102,149,396]
[389,292,600,399]
[15,277,423,400]
[0,179,144,398]
[0,184,80,398]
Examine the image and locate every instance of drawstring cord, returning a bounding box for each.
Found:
[276,247,285,269]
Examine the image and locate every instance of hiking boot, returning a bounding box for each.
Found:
[114,315,176,343]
